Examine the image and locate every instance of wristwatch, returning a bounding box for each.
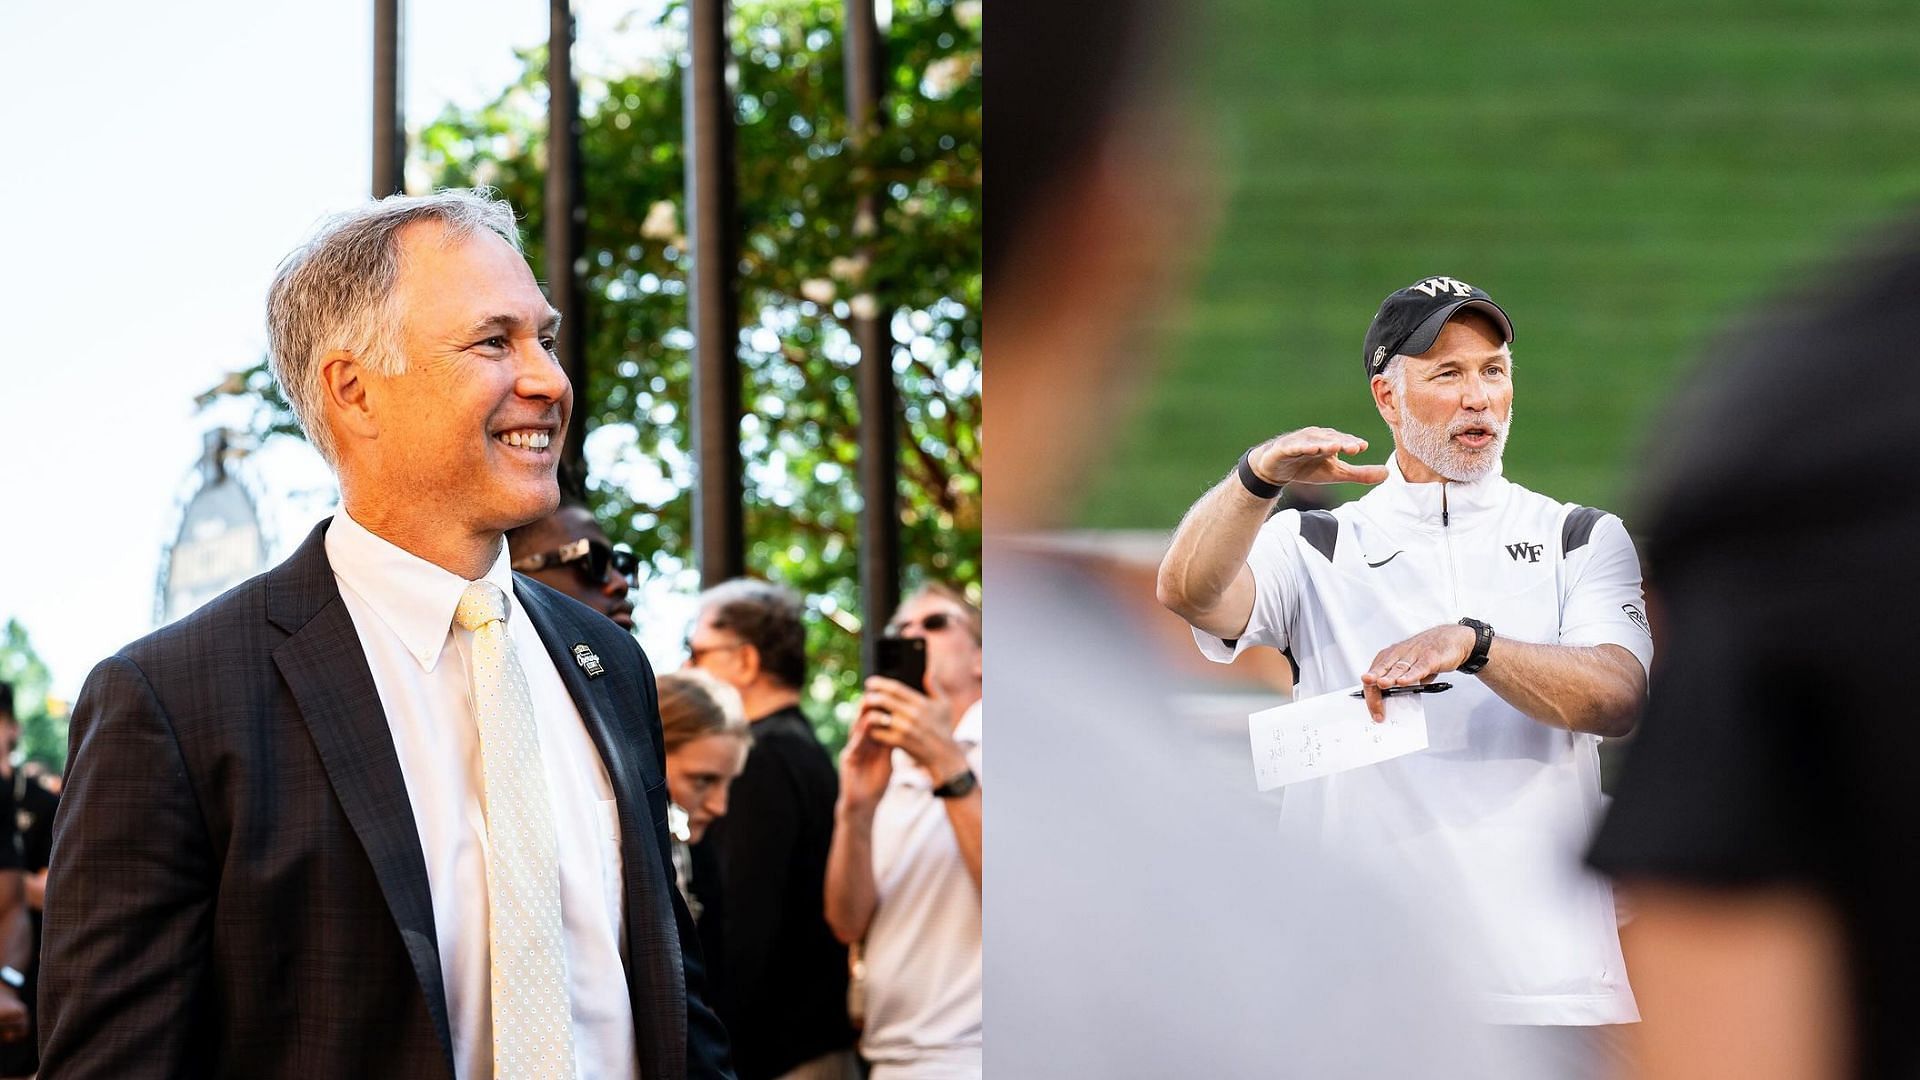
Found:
[932,767,978,799]
[1457,618,1495,674]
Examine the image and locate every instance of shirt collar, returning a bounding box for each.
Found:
[954,699,983,745]
[1362,451,1510,530]
[324,510,516,672]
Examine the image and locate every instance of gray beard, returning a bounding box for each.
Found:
[1397,404,1511,483]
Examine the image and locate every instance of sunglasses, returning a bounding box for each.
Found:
[511,537,638,584]
[884,611,955,637]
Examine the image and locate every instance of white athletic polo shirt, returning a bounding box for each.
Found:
[1195,455,1654,1026]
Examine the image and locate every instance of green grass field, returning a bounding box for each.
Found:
[1081,0,1920,527]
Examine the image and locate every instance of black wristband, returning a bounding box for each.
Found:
[1457,617,1495,674]
[1236,449,1285,500]
[933,768,978,799]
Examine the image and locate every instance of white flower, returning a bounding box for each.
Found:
[640,199,680,241]
[800,278,837,305]
[921,52,977,100]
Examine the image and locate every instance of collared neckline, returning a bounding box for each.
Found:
[1360,451,1510,531]
[954,699,983,746]
[324,510,516,672]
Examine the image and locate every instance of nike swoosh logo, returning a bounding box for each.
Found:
[1365,551,1404,568]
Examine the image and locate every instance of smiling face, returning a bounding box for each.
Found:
[334,220,571,545]
[666,733,750,843]
[1372,311,1513,483]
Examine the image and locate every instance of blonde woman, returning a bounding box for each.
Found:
[657,668,752,918]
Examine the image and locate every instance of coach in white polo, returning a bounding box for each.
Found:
[1157,277,1653,1061]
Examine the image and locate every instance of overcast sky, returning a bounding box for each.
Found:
[0,0,678,700]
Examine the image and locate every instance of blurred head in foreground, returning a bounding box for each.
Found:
[1587,219,1920,1079]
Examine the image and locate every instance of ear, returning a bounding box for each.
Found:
[1369,372,1400,431]
[737,642,763,685]
[321,350,380,442]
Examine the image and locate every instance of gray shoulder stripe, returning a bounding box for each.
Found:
[1562,506,1607,555]
[1299,510,1339,561]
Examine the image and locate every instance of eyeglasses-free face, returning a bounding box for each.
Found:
[510,537,637,586]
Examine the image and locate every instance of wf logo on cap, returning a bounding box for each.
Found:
[1411,276,1477,298]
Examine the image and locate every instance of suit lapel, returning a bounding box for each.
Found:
[516,579,689,1079]
[267,521,457,1074]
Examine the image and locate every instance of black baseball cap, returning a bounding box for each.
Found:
[1362,276,1514,379]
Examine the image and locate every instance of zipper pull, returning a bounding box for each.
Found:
[1442,483,1450,527]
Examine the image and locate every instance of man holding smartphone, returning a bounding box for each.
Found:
[825,584,982,1079]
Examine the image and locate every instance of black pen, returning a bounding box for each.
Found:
[1350,681,1453,699]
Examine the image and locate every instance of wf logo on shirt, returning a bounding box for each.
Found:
[1410,276,1477,298]
[1506,541,1543,563]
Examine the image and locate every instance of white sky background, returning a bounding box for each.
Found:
[0,0,688,701]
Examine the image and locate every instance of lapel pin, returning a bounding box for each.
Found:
[572,643,607,679]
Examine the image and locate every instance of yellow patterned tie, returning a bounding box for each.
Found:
[454,581,578,1080]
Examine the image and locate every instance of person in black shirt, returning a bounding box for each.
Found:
[1586,219,1920,1079]
[686,581,855,1080]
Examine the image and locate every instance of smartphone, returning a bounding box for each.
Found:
[874,636,928,693]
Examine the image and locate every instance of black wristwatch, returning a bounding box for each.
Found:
[933,767,978,799]
[1457,618,1495,674]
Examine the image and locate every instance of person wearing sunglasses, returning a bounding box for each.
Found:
[825,582,982,1079]
[507,500,638,630]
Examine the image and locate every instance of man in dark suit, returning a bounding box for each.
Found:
[39,190,734,1080]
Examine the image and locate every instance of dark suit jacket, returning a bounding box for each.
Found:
[38,520,734,1079]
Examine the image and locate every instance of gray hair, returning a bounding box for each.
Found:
[265,188,524,467]
[697,579,809,690]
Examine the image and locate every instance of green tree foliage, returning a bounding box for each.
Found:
[0,619,68,771]
[215,0,980,745]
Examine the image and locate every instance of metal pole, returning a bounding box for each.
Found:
[372,0,405,197]
[684,0,745,585]
[547,0,588,478]
[844,0,898,665]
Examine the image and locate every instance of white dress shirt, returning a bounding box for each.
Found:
[326,511,637,1080]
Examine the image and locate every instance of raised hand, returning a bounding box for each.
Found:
[1248,428,1389,488]
[860,676,970,787]
[839,711,895,814]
